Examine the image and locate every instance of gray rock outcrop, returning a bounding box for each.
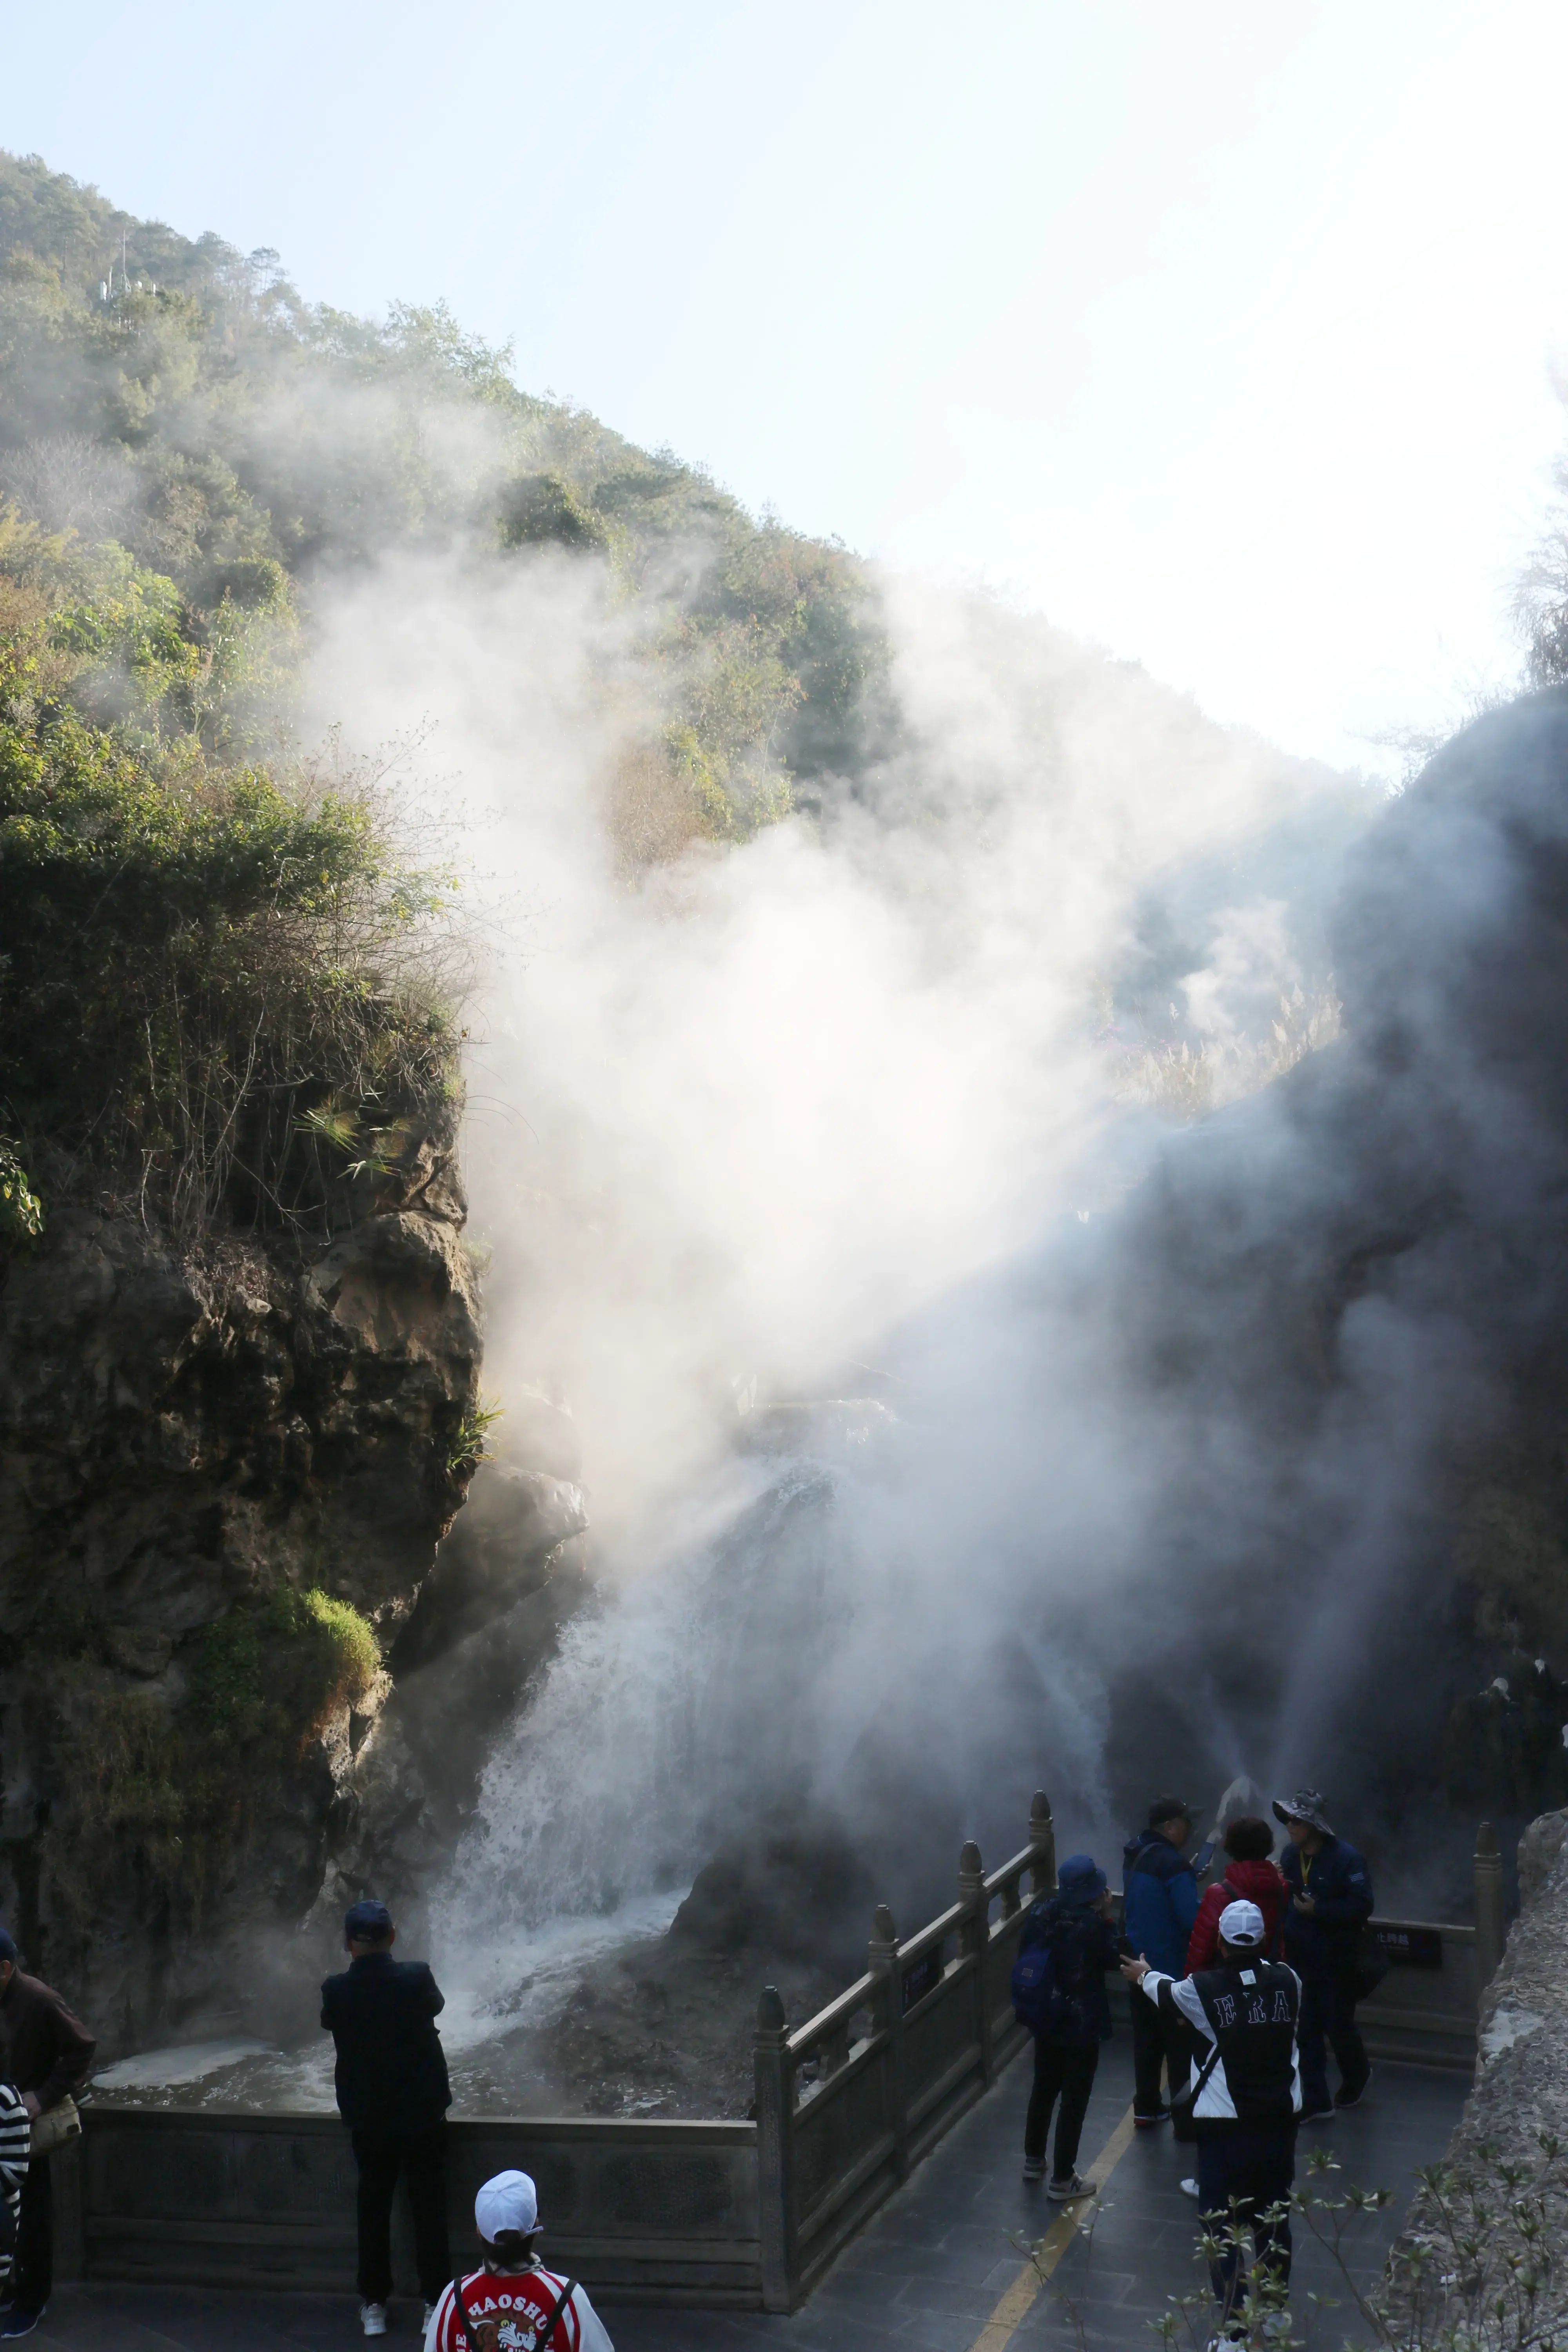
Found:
[0,1182,483,2049]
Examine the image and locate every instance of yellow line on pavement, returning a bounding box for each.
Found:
[967,2102,1140,2352]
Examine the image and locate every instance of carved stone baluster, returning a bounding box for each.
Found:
[959,1838,995,2085]
[869,1903,909,2181]
[1030,1788,1057,1898]
[755,1984,797,2312]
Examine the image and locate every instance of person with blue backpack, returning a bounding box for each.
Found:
[1011,1853,1120,2197]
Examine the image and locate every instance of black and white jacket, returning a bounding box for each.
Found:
[1136,1961,1303,2124]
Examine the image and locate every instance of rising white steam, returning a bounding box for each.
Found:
[301,539,1372,1955]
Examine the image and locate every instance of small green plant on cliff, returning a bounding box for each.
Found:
[447,1395,503,1478]
[0,1138,42,1244]
[45,1586,382,1925]
[187,1586,380,1746]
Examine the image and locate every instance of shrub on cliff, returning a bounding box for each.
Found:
[0,149,893,849]
[0,700,461,1236]
[187,1587,381,1745]
[49,1586,385,1922]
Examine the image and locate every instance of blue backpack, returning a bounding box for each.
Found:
[1011,1928,1076,2036]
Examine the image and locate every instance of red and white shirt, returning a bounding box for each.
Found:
[424,2265,614,2352]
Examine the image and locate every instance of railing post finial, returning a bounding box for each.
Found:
[1030,1788,1057,1897]
[756,1983,788,2037]
[871,1902,898,1951]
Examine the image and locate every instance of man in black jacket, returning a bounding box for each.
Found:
[321,1901,452,2337]
[1274,1789,1374,2122]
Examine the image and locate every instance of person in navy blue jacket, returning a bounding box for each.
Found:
[1123,1797,1202,2126]
[1017,1854,1120,2198]
[1274,1789,1374,2119]
[321,1900,453,2336]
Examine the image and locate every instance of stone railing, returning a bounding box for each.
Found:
[753,1789,1056,2312]
[1349,1822,1505,2071]
[58,2111,761,2305]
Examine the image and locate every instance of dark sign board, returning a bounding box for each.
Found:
[902,1951,942,2010]
[1371,1923,1443,1970]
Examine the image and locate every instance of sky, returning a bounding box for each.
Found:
[4,0,1568,774]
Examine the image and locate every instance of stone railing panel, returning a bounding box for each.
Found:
[755,1789,1057,2311]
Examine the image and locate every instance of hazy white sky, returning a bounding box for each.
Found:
[4,0,1567,773]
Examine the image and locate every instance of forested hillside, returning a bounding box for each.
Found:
[0,151,909,1239]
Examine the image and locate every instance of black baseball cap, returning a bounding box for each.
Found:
[1148,1795,1200,1828]
[345,1899,393,1941]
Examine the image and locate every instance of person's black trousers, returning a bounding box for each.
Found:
[1296,1965,1368,2112]
[1131,1990,1193,2132]
[11,2153,49,2315]
[350,2124,452,2306]
[1024,2037,1100,2179]
[1195,2118,1297,2328]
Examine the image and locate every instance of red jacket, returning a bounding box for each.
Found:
[1186,1857,1289,1971]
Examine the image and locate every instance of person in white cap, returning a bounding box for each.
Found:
[423,2171,613,2352]
[1122,1898,1302,2344]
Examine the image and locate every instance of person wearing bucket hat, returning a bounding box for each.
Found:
[1123,1897,1303,2340]
[1122,1797,1203,2128]
[423,2170,614,2352]
[1011,1854,1120,2199]
[1272,1789,1374,2120]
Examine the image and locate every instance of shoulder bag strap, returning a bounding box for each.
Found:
[1171,2033,1225,2111]
[451,2276,482,2352]
[537,2277,579,2348]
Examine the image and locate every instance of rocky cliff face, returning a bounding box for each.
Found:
[1383,1808,1568,2337]
[0,1173,482,2053]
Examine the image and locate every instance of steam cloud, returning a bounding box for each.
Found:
[298,530,1397,1954]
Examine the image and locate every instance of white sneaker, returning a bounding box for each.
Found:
[1046,2171,1098,2201]
[361,2306,388,2338]
[1180,2177,1201,2197]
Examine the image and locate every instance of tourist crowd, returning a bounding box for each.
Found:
[1013,1784,1376,2343]
[0,1788,1377,2351]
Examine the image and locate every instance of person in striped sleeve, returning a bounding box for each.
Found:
[424,2173,612,2352]
[0,2087,26,2299]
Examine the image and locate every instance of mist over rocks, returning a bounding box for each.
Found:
[452,681,1568,1990]
[1075,687,1568,1853]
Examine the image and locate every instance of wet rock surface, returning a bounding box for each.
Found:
[1387,1806,1568,2332]
[0,1183,483,2050]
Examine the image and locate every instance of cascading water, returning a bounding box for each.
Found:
[435,1410,887,2014]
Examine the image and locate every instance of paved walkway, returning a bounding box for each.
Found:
[30,2047,1466,2352]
